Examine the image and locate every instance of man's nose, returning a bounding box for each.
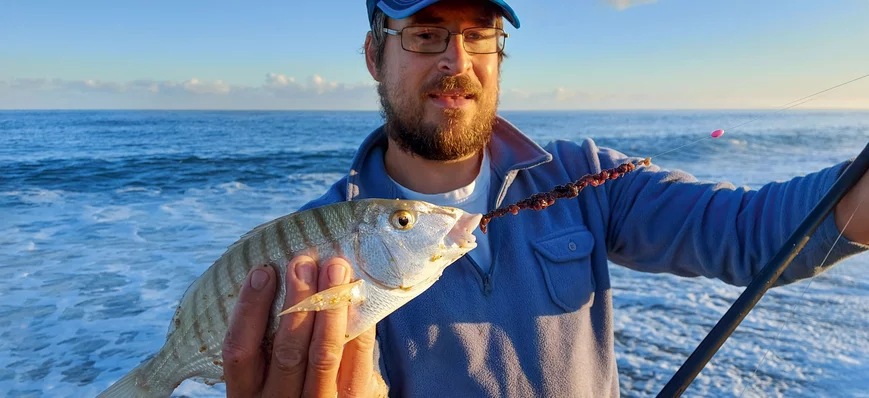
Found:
[437,34,472,75]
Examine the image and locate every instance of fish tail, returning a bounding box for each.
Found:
[96,361,174,398]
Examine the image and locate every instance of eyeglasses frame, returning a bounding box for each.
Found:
[381,25,509,55]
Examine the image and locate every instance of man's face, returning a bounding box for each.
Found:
[372,0,503,161]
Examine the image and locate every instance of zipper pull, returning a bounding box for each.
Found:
[483,275,493,296]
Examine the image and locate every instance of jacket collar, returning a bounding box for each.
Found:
[346,115,553,207]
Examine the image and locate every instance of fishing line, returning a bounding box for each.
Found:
[737,194,867,397]
[647,69,869,396]
[647,97,816,161]
[645,72,869,162]
[725,71,869,131]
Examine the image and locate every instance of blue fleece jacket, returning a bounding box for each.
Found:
[298,116,867,397]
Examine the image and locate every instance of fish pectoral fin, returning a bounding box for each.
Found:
[278,279,366,315]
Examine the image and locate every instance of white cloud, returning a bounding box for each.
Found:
[10,78,51,90]
[499,87,606,109]
[2,75,284,96]
[265,72,295,87]
[0,73,381,110]
[75,79,126,93]
[181,78,231,95]
[604,0,658,10]
[262,73,353,97]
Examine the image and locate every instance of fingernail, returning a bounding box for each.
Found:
[294,261,316,284]
[328,263,347,285]
[250,268,269,291]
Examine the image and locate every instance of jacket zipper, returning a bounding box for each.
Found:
[482,274,493,296]
[466,255,494,297]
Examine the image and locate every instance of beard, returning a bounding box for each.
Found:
[377,72,499,161]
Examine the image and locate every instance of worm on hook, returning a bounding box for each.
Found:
[479,158,651,234]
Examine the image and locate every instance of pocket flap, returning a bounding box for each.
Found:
[530,227,594,262]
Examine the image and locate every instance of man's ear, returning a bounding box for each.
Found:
[364,32,380,82]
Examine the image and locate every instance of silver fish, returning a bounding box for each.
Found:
[97,199,481,397]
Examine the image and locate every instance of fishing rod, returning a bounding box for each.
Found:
[656,141,869,398]
[476,72,869,395]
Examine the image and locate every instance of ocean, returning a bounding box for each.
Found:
[2,110,868,397]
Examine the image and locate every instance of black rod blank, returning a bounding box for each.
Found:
[657,142,869,398]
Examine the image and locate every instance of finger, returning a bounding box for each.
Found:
[262,256,319,398]
[223,264,276,398]
[303,258,353,398]
[369,372,390,398]
[337,325,376,398]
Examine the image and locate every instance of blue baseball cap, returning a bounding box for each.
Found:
[367,0,520,29]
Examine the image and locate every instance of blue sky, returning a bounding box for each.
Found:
[1,0,867,110]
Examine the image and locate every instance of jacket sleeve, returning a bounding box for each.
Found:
[296,176,349,212]
[593,141,868,287]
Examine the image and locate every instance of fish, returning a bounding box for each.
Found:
[96,198,482,398]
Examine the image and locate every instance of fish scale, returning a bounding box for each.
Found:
[97,199,480,398]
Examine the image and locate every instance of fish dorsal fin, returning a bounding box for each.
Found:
[226,214,289,253]
[225,200,359,254]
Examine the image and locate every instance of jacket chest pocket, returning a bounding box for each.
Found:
[530,226,596,312]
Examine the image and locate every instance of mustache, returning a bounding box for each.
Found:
[422,75,483,96]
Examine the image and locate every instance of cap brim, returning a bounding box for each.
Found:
[371,0,520,29]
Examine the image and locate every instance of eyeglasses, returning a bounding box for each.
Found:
[382,26,508,54]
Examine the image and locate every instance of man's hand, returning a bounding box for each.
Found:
[836,170,869,245]
[222,255,387,397]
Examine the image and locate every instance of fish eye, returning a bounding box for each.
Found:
[390,210,415,230]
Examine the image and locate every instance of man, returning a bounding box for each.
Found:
[221,0,869,396]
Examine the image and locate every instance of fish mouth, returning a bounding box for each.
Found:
[445,211,482,250]
[411,210,481,290]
